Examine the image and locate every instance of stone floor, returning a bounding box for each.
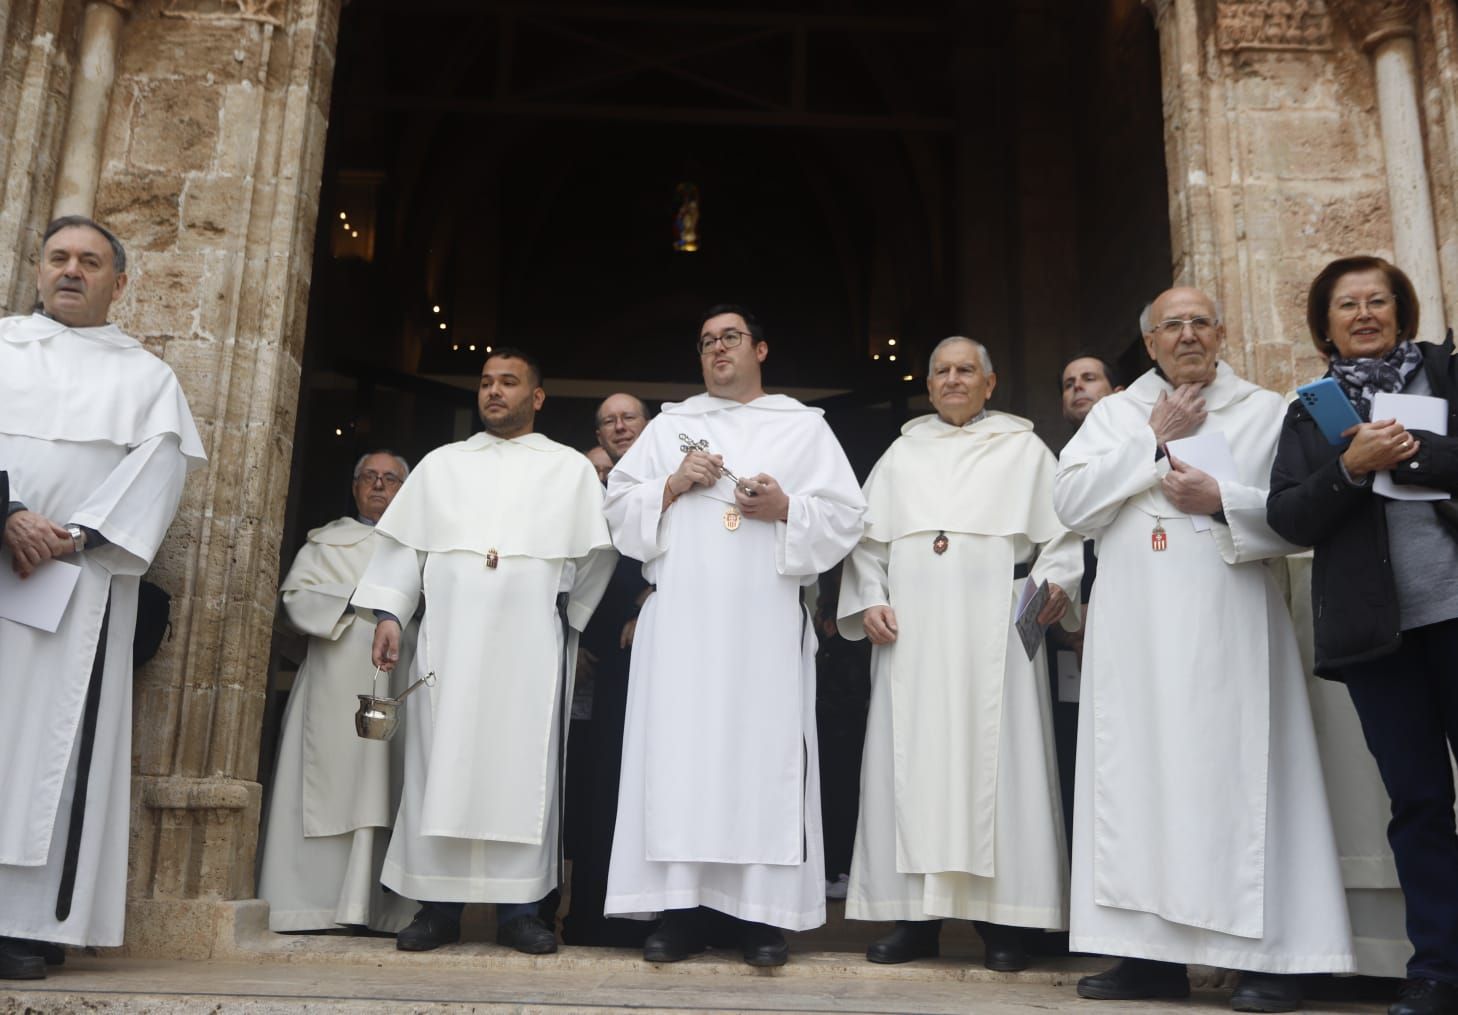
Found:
[0,944,1390,1014]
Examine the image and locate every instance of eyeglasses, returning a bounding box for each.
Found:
[357,470,404,487]
[1332,293,1395,317]
[596,412,643,430]
[698,330,751,355]
[1153,316,1217,337]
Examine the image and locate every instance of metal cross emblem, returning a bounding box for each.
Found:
[677,433,746,489]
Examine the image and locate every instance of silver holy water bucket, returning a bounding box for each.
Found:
[354,667,435,741]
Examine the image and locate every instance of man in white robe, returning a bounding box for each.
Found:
[257,450,418,933]
[0,217,205,979]
[837,336,1083,972]
[603,304,866,967]
[354,348,615,954]
[1053,287,1354,1011]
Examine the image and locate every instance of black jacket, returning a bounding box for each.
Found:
[1267,332,1458,677]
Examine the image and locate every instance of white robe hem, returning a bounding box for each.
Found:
[380,859,553,905]
[604,888,825,932]
[1069,933,1355,975]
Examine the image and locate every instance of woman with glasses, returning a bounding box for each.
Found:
[1268,256,1458,1015]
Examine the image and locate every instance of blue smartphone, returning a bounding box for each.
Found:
[1296,377,1362,445]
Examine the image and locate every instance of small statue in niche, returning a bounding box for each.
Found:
[674,182,700,252]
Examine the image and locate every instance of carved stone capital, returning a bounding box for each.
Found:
[1214,0,1335,53]
[1328,0,1419,51]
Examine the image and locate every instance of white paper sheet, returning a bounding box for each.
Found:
[1165,432,1238,532]
[0,554,82,632]
[1371,392,1450,501]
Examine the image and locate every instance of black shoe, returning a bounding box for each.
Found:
[866,919,942,964]
[975,921,1030,972]
[395,904,462,952]
[1231,971,1303,1012]
[740,921,789,967]
[3,938,63,967]
[1077,957,1191,1000]
[0,939,45,981]
[496,914,558,955]
[642,910,707,963]
[1391,979,1458,1015]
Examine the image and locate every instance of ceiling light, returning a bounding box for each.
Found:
[438,322,447,330]
[338,212,346,220]
[888,338,897,347]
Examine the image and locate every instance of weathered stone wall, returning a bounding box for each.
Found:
[93,0,339,954]
[0,0,77,312]
[0,0,338,955]
[1152,0,1455,395]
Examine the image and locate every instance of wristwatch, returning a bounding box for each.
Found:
[65,523,87,554]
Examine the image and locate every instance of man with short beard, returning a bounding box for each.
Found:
[1054,288,1353,1011]
[352,348,617,955]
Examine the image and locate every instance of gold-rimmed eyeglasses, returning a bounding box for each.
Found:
[698,330,751,355]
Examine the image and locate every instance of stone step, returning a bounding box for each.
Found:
[0,953,1386,1014]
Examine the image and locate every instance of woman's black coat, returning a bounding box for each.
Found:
[1267,332,1458,677]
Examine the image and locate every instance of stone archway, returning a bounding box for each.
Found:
[2,0,1456,960]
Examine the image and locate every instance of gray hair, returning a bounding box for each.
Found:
[43,215,127,273]
[353,449,410,481]
[928,336,993,375]
[1139,295,1224,334]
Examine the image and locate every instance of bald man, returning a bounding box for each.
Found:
[563,393,653,946]
[1054,288,1353,1010]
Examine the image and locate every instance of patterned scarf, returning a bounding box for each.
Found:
[1329,339,1423,421]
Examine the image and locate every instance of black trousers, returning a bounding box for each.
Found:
[1341,616,1458,985]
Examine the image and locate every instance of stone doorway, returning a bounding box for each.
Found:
[255,0,1173,951]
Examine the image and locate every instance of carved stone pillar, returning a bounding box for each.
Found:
[52,0,132,217]
[73,0,341,957]
[1333,0,1446,341]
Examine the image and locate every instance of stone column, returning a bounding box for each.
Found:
[52,0,132,217]
[1337,0,1446,341]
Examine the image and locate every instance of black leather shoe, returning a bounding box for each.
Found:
[0,939,45,981]
[3,938,62,967]
[496,914,558,954]
[866,919,942,964]
[1077,957,1190,1000]
[642,910,707,963]
[1231,971,1302,1012]
[1391,978,1458,1015]
[975,921,1030,972]
[395,904,462,952]
[740,921,789,967]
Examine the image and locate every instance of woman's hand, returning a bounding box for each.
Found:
[1340,419,1419,478]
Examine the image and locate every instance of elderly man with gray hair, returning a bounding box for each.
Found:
[837,335,1084,972]
[258,449,419,933]
[1054,287,1354,1011]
